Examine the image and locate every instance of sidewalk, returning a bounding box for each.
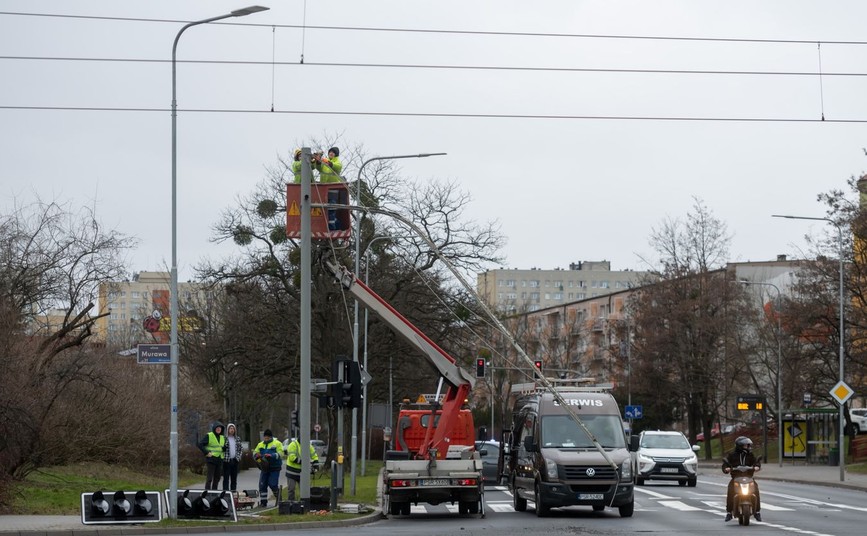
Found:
[0,466,351,534]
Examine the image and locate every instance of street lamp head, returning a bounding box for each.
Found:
[231,5,269,17]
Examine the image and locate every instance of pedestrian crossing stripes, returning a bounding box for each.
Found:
[404,494,797,515]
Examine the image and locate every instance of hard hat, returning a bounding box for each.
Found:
[293,149,302,158]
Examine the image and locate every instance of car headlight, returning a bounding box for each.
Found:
[620,459,632,480]
[637,453,654,464]
[545,458,558,480]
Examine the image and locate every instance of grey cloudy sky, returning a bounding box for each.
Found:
[3,0,867,281]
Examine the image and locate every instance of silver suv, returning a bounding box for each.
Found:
[632,430,700,487]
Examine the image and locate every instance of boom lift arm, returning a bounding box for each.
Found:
[323,257,476,459]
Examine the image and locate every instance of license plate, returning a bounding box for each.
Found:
[421,479,449,486]
[660,467,679,473]
[578,493,604,500]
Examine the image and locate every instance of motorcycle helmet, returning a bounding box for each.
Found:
[735,436,753,452]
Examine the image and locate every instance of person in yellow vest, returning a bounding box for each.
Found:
[284,438,320,501]
[197,422,225,490]
[291,149,303,183]
[312,147,343,183]
[253,429,284,507]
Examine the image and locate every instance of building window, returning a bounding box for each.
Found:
[529,280,540,288]
[553,292,563,300]
[507,292,517,300]
[577,293,586,299]
[132,291,140,298]
[529,305,540,312]
[506,279,516,287]
[600,281,609,289]
[578,281,586,288]
[530,292,540,301]
[591,281,597,288]
[553,280,562,288]
[544,293,551,300]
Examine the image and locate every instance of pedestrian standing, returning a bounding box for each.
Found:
[253,429,284,507]
[198,422,225,490]
[284,438,320,501]
[222,423,243,492]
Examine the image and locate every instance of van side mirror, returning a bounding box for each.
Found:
[629,435,640,451]
[522,436,537,452]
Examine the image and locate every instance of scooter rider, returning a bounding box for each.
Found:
[722,436,762,522]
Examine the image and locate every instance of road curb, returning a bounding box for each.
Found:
[0,508,383,536]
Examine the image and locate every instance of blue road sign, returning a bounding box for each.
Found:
[625,405,643,420]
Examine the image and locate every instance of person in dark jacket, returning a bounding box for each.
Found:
[221,423,243,492]
[198,422,225,490]
[722,436,762,522]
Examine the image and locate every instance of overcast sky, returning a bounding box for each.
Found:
[3,1,867,281]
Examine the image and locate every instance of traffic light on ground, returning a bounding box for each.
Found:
[170,489,237,521]
[476,358,486,378]
[534,360,542,379]
[81,490,162,524]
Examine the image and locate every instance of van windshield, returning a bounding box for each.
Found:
[541,415,626,449]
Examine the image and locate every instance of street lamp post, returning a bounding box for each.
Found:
[169,5,268,518]
[772,214,845,481]
[739,280,784,467]
[360,234,409,475]
[350,153,445,495]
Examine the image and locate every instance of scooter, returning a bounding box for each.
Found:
[730,460,761,526]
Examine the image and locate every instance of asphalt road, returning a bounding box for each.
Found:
[247,476,866,536]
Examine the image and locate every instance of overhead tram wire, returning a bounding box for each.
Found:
[5,55,867,79]
[2,105,866,124]
[4,10,867,46]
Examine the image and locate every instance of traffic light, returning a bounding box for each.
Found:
[331,358,363,409]
[291,409,299,430]
[81,490,162,524]
[170,489,237,521]
[476,358,486,378]
[533,360,542,379]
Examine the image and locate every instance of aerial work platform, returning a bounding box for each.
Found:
[285,183,351,239]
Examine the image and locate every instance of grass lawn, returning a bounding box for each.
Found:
[8,460,383,526]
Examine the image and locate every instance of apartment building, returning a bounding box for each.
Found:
[95,271,213,349]
[477,261,652,313]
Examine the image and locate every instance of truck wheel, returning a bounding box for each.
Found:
[618,498,635,518]
[469,501,479,514]
[389,501,403,516]
[458,502,469,515]
[534,483,550,517]
[401,502,411,516]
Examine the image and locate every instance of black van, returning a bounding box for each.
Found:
[503,387,635,517]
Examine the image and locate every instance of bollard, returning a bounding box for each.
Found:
[330,460,338,511]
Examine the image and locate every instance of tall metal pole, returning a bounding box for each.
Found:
[772,214,845,481]
[169,6,267,518]
[360,234,405,475]
[299,148,313,503]
[350,153,445,494]
[739,280,784,467]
